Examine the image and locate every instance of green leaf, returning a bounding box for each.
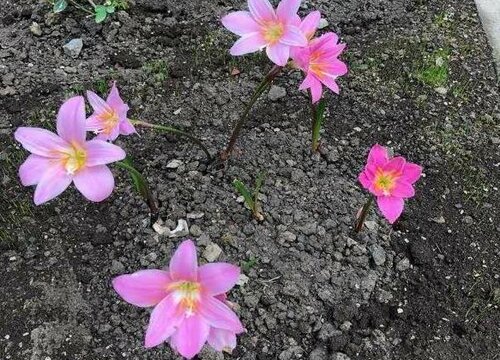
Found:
[253,171,266,201]
[232,179,254,210]
[106,5,115,13]
[316,99,327,126]
[94,5,108,23]
[115,158,157,214]
[53,0,68,13]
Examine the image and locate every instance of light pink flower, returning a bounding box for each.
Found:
[292,32,348,103]
[86,82,136,141]
[113,240,244,359]
[14,96,126,205]
[358,144,423,223]
[222,0,308,66]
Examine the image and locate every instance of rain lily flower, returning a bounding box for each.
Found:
[86,82,136,141]
[113,240,244,359]
[292,32,348,103]
[358,144,423,223]
[15,96,126,205]
[222,0,308,66]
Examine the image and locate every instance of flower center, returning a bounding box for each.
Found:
[98,108,119,135]
[373,168,400,196]
[61,142,87,175]
[263,22,284,44]
[309,50,328,79]
[170,281,201,317]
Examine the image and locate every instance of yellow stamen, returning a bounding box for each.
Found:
[263,22,284,44]
[98,108,119,135]
[60,142,87,175]
[169,281,201,316]
[373,168,400,196]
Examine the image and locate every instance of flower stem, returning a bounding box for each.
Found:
[68,0,94,15]
[221,65,283,160]
[355,196,373,233]
[129,119,212,161]
[309,92,319,151]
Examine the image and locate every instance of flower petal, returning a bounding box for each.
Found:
[207,328,237,353]
[383,156,406,173]
[33,164,72,205]
[402,163,422,184]
[323,59,348,77]
[14,127,69,158]
[198,296,244,332]
[300,11,321,39]
[358,171,372,190]
[85,140,126,166]
[321,76,340,94]
[367,144,389,167]
[87,90,111,115]
[391,181,415,198]
[113,270,171,307]
[230,33,266,55]
[119,119,137,136]
[248,0,275,23]
[169,240,198,281]
[276,0,301,21]
[280,25,308,47]
[144,294,184,348]
[377,196,404,224]
[19,155,53,186]
[106,82,127,111]
[170,314,210,359]
[57,96,86,144]
[73,165,114,202]
[198,263,240,296]
[222,11,260,36]
[266,42,290,66]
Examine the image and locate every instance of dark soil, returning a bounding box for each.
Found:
[0,0,499,359]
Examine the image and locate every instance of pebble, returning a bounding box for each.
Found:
[63,38,83,58]
[369,244,386,266]
[318,18,329,29]
[111,260,125,274]
[202,243,222,262]
[166,159,182,169]
[332,353,351,360]
[190,224,202,237]
[309,347,327,360]
[396,258,410,272]
[434,87,448,95]
[268,85,286,101]
[30,22,42,36]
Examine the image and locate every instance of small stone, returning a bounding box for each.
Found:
[430,215,446,224]
[340,321,352,332]
[463,215,473,224]
[369,244,386,266]
[491,137,500,145]
[63,38,83,58]
[0,87,16,96]
[111,260,125,274]
[268,85,286,101]
[30,22,42,36]
[318,18,329,29]
[434,87,448,95]
[396,258,410,272]
[190,224,202,237]
[202,243,222,262]
[166,159,182,169]
[331,353,351,360]
[237,273,249,286]
[309,347,328,360]
[187,212,204,219]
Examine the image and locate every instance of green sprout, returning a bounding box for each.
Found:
[232,172,266,221]
[51,0,128,23]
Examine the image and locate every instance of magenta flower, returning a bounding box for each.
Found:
[358,144,423,223]
[113,240,244,359]
[222,0,308,66]
[86,82,136,141]
[15,96,126,205]
[292,32,348,103]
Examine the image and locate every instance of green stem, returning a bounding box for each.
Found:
[309,91,319,151]
[68,0,94,15]
[221,65,283,160]
[130,120,212,161]
[355,196,373,233]
[115,160,159,216]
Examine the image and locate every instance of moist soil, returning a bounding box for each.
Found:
[0,0,499,359]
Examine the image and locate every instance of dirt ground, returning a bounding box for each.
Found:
[0,0,499,359]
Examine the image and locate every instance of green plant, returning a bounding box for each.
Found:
[51,0,128,23]
[415,48,450,88]
[232,172,266,221]
[143,60,169,83]
[241,256,258,273]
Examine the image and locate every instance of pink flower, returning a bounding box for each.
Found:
[113,240,244,359]
[358,144,423,224]
[222,0,308,66]
[292,32,348,103]
[86,82,136,141]
[15,96,126,205]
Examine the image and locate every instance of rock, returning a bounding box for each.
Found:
[202,243,222,262]
[30,22,42,36]
[187,212,204,219]
[166,159,182,169]
[318,18,329,29]
[63,38,83,58]
[0,87,16,96]
[331,353,351,360]
[190,224,202,237]
[153,219,189,237]
[434,87,448,95]
[340,321,352,332]
[396,258,410,272]
[369,244,386,266]
[463,215,473,224]
[309,347,328,360]
[278,346,303,360]
[268,85,286,101]
[111,260,125,274]
[430,215,446,224]
[237,273,249,286]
